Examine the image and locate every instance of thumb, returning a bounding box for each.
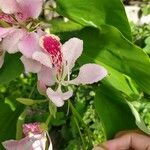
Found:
[104,132,150,150]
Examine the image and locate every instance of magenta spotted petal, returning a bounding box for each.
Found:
[39,35,62,71]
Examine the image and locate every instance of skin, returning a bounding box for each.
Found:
[93,131,150,150]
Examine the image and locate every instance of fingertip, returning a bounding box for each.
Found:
[103,141,116,150]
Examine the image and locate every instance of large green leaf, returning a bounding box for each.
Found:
[56,0,150,94]
[0,53,23,84]
[76,26,150,95]
[58,26,150,95]
[0,100,23,149]
[94,83,136,139]
[56,0,150,141]
[127,101,150,135]
[56,0,131,40]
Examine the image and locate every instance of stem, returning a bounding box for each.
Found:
[16,108,27,139]
[73,117,86,150]
[46,114,52,126]
[68,101,93,147]
[16,83,37,140]
[29,83,36,98]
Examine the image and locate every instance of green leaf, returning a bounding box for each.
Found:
[127,101,150,135]
[0,53,23,84]
[16,98,48,106]
[0,100,23,149]
[144,36,150,54]
[51,112,66,126]
[50,19,83,33]
[49,101,57,118]
[56,0,150,94]
[76,26,150,95]
[56,0,131,40]
[94,83,137,139]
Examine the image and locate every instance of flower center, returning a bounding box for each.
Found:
[15,12,24,20]
[40,35,63,72]
[23,122,42,136]
[0,12,15,24]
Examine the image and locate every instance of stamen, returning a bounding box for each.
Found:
[15,12,24,20]
[0,12,15,24]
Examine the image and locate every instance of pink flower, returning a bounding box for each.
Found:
[0,0,44,68]
[0,0,44,21]
[2,122,52,150]
[20,34,108,107]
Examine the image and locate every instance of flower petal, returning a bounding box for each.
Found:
[62,38,83,70]
[38,66,55,86]
[16,0,44,19]
[0,0,19,14]
[20,56,42,73]
[0,27,15,41]
[2,133,47,150]
[18,32,41,58]
[2,29,25,53]
[69,64,108,85]
[46,88,73,107]
[37,80,47,95]
[32,51,52,68]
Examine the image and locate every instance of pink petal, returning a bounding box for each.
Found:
[20,56,42,73]
[0,0,19,14]
[38,66,55,86]
[0,27,15,41]
[46,88,73,107]
[16,0,44,19]
[2,29,25,53]
[69,64,108,85]
[32,51,52,68]
[18,32,41,58]
[0,51,5,68]
[2,133,47,150]
[62,38,83,70]
[37,80,47,95]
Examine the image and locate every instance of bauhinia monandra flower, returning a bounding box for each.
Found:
[20,34,108,107]
[2,122,52,150]
[0,0,45,68]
